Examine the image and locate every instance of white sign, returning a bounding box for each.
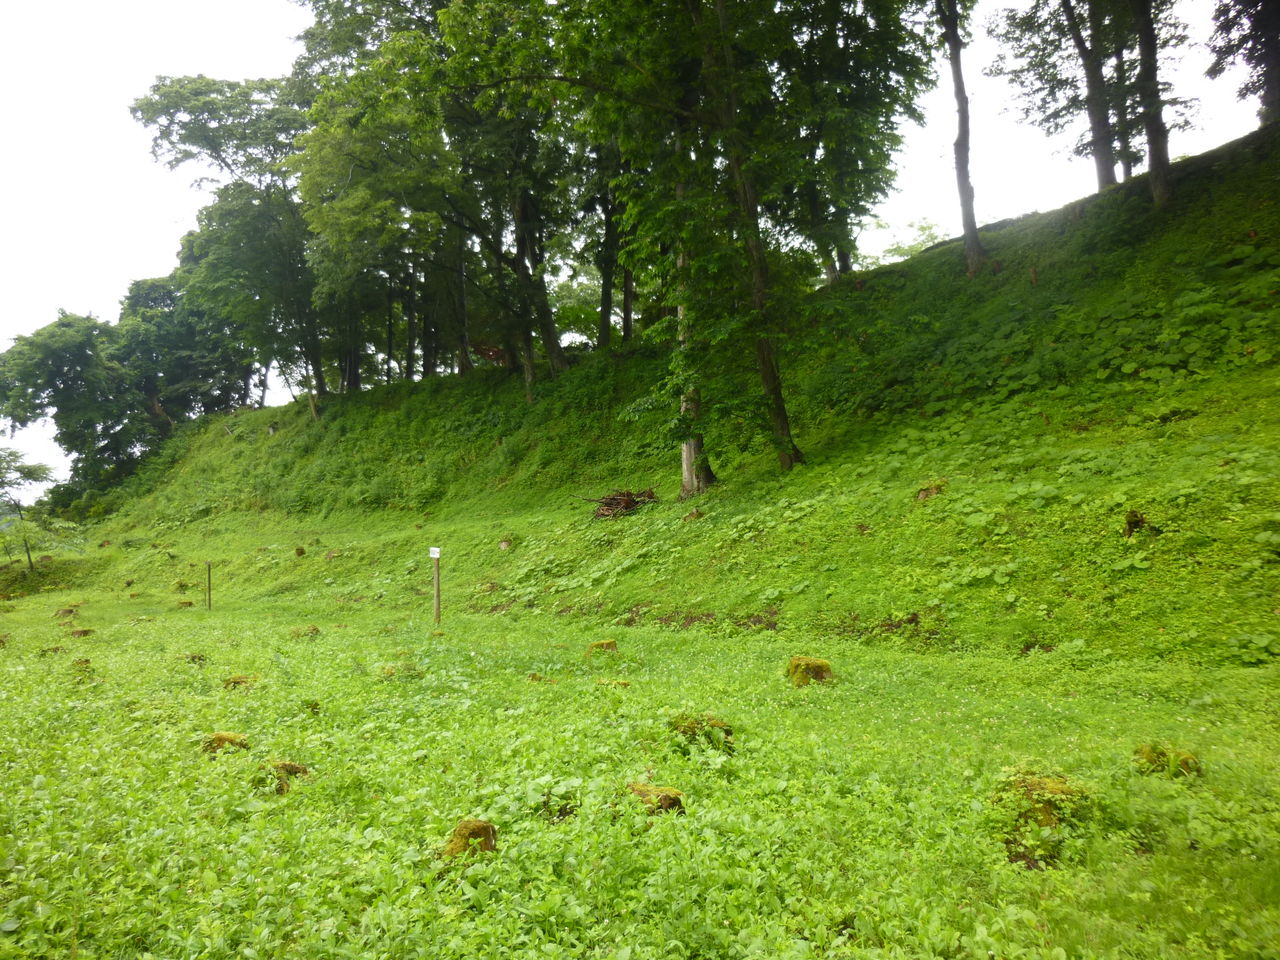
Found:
[429,547,441,559]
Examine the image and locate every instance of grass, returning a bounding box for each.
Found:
[1,592,1277,958]
[2,130,1279,958]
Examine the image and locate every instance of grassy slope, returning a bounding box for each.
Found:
[1,131,1279,959]
[61,126,1280,663]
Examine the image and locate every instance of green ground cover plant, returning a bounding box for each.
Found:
[1,131,1278,958]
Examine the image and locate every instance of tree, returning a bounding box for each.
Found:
[0,314,142,493]
[1208,0,1280,125]
[935,0,987,273]
[988,0,1187,193]
[1128,0,1172,204]
[133,76,351,397]
[552,0,929,482]
[0,448,52,572]
[0,296,254,506]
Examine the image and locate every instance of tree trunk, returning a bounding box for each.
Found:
[303,313,328,397]
[456,240,474,375]
[1262,0,1280,124]
[515,193,568,375]
[1129,0,1172,205]
[404,269,418,382]
[1112,49,1137,180]
[673,116,715,498]
[341,310,363,393]
[937,0,986,275]
[532,276,566,373]
[11,500,34,573]
[711,0,804,470]
[597,197,619,350]
[518,329,536,404]
[385,305,394,385]
[621,267,635,341]
[1061,0,1118,190]
[677,295,716,498]
[679,386,716,498]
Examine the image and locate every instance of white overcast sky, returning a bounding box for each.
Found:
[0,0,1260,498]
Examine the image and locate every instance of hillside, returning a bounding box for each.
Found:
[1,131,1278,959]
[45,125,1280,664]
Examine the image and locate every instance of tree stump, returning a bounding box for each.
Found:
[1133,743,1201,777]
[787,656,833,687]
[442,818,497,857]
[627,783,684,814]
[203,732,249,753]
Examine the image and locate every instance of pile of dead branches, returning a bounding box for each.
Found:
[576,488,658,519]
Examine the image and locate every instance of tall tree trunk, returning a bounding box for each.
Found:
[673,126,715,498]
[937,0,986,275]
[303,315,327,398]
[514,193,567,375]
[342,310,363,393]
[710,0,804,471]
[385,300,395,385]
[518,329,536,404]
[532,276,566,373]
[677,287,716,498]
[1261,0,1280,124]
[621,267,635,341]
[421,297,438,377]
[1113,49,1137,180]
[404,268,417,382]
[11,499,34,573]
[456,236,474,375]
[597,197,618,350]
[1129,0,1172,205]
[1061,0,1118,189]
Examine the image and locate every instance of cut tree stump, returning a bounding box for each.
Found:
[203,732,249,753]
[787,656,833,687]
[442,818,497,857]
[627,783,684,814]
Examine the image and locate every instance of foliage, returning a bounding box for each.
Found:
[0,298,255,504]
[1207,0,1280,124]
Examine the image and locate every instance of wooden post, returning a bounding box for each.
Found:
[206,562,212,611]
[430,547,441,625]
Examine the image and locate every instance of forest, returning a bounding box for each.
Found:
[0,2,1278,959]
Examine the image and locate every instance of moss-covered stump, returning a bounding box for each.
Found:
[442,818,497,857]
[668,713,734,754]
[993,771,1089,868]
[1134,743,1202,778]
[268,761,311,794]
[203,732,250,754]
[586,639,618,656]
[628,783,685,814]
[787,656,833,687]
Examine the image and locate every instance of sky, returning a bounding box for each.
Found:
[0,0,1261,501]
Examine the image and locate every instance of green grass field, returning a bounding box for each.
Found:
[2,586,1278,959]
